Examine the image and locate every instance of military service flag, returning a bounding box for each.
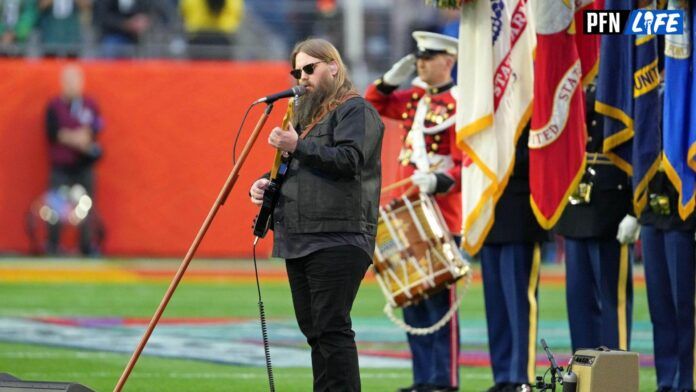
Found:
[528,0,587,229]
[663,0,696,219]
[596,0,661,215]
[455,0,535,254]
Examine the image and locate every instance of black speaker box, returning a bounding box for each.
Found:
[0,373,94,391]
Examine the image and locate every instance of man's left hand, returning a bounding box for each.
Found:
[268,124,298,153]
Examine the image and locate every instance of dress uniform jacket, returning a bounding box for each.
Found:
[555,85,633,239]
[365,79,463,233]
[485,127,547,245]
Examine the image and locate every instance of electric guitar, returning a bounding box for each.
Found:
[253,99,295,238]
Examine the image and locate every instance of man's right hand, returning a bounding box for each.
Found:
[250,178,270,206]
[383,54,416,86]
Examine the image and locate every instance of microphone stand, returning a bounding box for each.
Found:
[113,103,275,392]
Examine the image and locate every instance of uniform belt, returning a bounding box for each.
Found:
[586,152,616,165]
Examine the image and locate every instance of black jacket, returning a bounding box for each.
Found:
[554,84,633,239]
[276,97,384,235]
[484,127,548,245]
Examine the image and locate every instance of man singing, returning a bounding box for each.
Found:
[249,38,384,392]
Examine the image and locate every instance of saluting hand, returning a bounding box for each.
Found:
[268,123,298,153]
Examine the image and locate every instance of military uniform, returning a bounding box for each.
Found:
[480,127,547,391]
[554,85,634,352]
[365,78,463,391]
[640,171,696,392]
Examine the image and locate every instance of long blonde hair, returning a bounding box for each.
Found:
[291,38,358,127]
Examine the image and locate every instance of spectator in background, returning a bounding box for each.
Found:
[179,0,243,60]
[37,0,92,57]
[45,64,103,256]
[94,0,151,58]
[0,0,38,56]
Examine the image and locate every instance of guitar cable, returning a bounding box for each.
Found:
[232,102,259,165]
[230,102,275,391]
[253,236,275,392]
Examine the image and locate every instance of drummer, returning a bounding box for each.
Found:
[365,31,463,392]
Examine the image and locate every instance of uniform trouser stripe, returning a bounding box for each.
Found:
[617,244,629,350]
[527,243,541,383]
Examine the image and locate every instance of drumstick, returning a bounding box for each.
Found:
[380,160,445,194]
[381,177,413,193]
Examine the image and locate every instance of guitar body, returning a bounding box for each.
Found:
[253,161,288,238]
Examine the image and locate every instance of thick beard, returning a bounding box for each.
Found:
[293,75,333,129]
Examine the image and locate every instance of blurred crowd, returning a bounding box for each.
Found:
[0,0,459,78]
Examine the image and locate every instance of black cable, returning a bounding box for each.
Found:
[232,102,259,165]
[253,239,275,392]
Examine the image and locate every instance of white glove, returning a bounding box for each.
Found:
[383,54,417,86]
[616,214,640,244]
[411,171,437,195]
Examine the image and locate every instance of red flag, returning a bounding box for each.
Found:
[574,0,603,86]
[529,1,587,229]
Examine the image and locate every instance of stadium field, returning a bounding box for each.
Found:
[0,258,656,391]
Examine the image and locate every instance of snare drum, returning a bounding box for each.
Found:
[372,193,470,308]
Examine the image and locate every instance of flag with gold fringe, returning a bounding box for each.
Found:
[528,0,587,229]
[595,0,661,215]
[663,0,696,219]
[455,0,535,254]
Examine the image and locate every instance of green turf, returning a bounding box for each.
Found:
[0,261,658,391]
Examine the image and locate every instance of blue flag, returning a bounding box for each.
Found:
[596,0,662,215]
[663,0,696,219]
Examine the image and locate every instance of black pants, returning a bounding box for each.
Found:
[286,245,371,392]
[47,166,95,255]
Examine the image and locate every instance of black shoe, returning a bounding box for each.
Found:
[485,384,512,392]
[429,386,458,392]
[514,384,532,392]
[396,384,427,392]
[656,388,672,392]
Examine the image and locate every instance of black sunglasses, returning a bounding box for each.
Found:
[290,61,323,80]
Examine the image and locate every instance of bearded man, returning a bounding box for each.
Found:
[249,38,385,392]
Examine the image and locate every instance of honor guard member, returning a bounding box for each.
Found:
[554,83,636,353]
[640,169,696,392]
[481,125,547,392]
[365,31,462,392]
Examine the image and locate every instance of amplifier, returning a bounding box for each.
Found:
[570,348,639,392]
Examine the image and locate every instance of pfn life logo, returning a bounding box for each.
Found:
[583,10,684,35]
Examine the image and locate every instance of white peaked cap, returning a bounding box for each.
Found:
[412,31,458,56]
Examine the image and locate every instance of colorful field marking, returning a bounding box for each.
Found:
[0,316,655,369]
[0,260,646,285]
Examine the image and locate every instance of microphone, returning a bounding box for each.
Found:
[541,339,561,373]
[254,85,307,104]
